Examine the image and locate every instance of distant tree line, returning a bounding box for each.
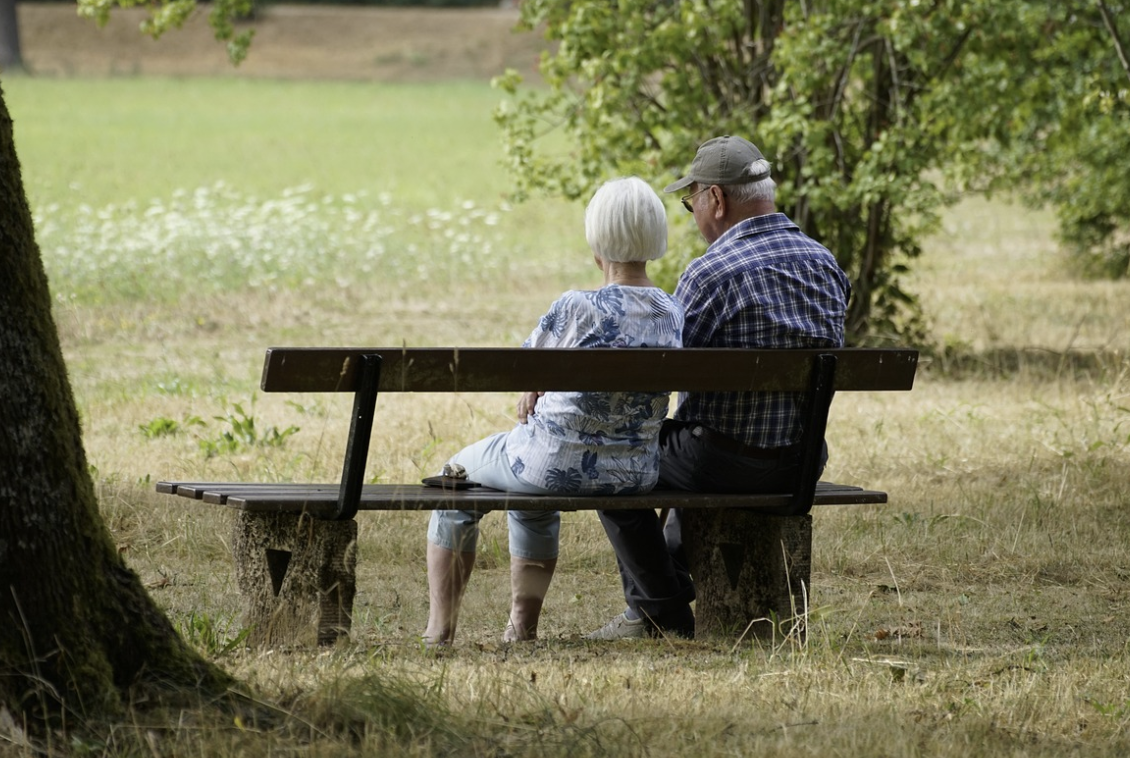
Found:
[26,0,504,6]
[292,0,502,5]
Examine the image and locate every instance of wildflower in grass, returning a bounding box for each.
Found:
[35,184,511,305]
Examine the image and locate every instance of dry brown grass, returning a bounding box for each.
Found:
[66,195,1130,756]
[14,8,1130,753]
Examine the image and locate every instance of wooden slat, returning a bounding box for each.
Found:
[260,347,919,394]
[157,481,887,518]
[162,482,339,505]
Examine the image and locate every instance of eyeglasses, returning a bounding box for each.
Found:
[680,185,711,213]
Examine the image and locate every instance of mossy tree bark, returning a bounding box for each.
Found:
[0,83,232,723]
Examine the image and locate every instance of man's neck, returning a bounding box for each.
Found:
[710,200,777,243]
[735,199,776,221]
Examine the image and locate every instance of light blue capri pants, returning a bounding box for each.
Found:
[427,432,560,561]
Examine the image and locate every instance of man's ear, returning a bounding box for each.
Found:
[711,186,727,221]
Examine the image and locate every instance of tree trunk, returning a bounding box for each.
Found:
[0,84,230,723]
[0,0,22,73]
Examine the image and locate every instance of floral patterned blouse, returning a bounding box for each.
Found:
[505,285,684,494]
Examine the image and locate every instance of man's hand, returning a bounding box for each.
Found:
[517,391,545,423]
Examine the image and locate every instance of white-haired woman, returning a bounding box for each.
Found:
[423,177,684,646]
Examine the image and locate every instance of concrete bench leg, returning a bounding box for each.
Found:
[682,510,812,642]
[230,511,357,648]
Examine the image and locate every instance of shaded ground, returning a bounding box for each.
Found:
[17,2,546,82]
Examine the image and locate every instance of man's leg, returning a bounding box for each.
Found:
[655,419,702,491]
[655,420,703,579]
[659,421,823,573]
[588,421,699,639]
[591,421,816,639]
[592,507,695,637]
[657,420,812,493]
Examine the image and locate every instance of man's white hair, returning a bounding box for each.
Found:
[585,177,668,263]
[723,158,776,203]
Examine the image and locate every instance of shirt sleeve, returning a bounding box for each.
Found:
[675,262,724,348]
[522,292,581,348]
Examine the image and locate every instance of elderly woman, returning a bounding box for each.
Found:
[423,177,684,646]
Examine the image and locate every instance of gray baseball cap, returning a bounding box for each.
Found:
[663,135,771,193]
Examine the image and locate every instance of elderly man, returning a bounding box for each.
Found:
[588,135,851,640]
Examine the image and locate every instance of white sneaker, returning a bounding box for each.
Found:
[585,613,649,640]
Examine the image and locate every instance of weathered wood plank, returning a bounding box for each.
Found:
[260,347,919,394]
[157,481,887,518]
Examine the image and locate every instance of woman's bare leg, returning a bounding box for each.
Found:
[503,557,557,642]
[423,542,475,645]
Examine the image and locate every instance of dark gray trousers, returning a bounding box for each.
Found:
[597,420,823,633]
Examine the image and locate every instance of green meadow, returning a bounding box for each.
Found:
[5,75,1130,756]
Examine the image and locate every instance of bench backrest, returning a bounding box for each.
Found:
[262,347,918,393]
[260,347,919,519]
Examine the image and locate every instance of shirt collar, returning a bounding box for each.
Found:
[709,212,799,250]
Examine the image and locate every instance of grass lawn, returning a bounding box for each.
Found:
[5,74,1130,756]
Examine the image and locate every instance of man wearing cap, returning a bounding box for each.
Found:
[588,135,851,640]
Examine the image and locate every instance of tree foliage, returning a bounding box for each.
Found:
[78,0,256,64]
[992,2,1130,279]
[495,0,1130,343]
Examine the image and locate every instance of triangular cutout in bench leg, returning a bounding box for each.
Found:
[684,508,812,642]
[231,511,358,647]
[265,549,291,597]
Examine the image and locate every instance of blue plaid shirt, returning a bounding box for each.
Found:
[673,212,850,448]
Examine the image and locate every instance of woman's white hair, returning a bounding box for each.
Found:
[723,158,777,204]
[585,176,668,263]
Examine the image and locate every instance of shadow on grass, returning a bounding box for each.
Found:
[920,346,1127,382]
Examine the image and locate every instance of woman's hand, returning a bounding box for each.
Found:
[517,391,545,423]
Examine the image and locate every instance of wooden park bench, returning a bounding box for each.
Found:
[158,346,919,647]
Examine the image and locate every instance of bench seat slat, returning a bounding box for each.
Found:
[157,480,887,518]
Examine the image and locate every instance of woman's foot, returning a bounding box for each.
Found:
[502,621,532,643]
